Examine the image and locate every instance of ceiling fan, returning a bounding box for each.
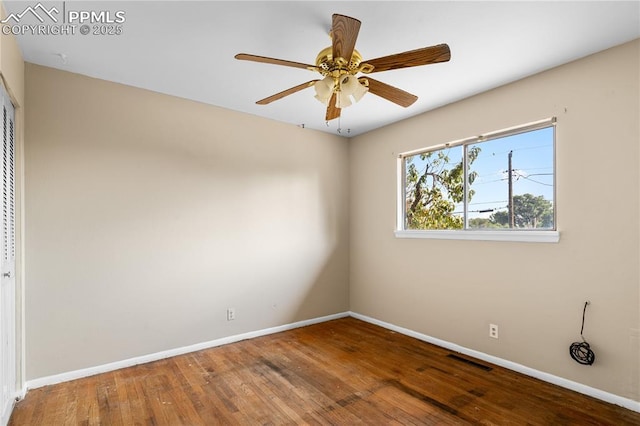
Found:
[235,13,451,121]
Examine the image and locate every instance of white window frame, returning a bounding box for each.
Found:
[395,118,559,243]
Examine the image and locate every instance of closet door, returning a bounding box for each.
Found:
[0,85,16,420]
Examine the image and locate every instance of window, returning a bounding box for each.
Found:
[396,118,558,242]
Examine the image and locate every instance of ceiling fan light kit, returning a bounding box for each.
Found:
[313,75,335,104]
[235,13,451,121]
[316,74,368,109]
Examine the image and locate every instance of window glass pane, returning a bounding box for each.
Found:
[400,122,555,233]
[467,127,554,229]
[404,147,464,230]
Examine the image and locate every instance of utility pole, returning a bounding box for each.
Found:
[508,150,514,228]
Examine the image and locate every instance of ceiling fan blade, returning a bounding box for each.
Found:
[363,77,418,107]
[331,14,361,64]
[326,93,341,121]
[256,80,319,105]
[364,44,451,73]
[235,53,316,70]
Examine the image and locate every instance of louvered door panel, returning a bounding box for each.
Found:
[0,86,16,422]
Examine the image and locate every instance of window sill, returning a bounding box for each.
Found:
[394,229,560,243]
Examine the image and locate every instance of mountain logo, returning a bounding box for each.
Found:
[1,3,59,24]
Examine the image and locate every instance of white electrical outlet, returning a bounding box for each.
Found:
[489,323,499,339]
[227,308,235,321]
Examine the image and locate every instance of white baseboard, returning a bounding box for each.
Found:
[349,311,640,413]
[21,310,640,415]
[25,311,350,391]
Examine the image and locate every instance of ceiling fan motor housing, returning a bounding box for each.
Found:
[316,46,364,75]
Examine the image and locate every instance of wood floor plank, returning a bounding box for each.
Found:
[10,318,640,425]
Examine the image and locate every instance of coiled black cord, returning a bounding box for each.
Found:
[570,301,595,365]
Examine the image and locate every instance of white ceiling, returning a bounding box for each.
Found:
[5,1,640,136]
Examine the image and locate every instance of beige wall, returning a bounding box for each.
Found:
[0,1,24,391]
[24,64,350,379]
[349,39,640,401]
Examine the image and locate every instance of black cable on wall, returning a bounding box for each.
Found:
[570,301,595,365]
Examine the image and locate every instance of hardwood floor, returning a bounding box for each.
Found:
[9,317,640,425]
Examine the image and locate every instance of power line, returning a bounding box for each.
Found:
[473,171,553,186]
[453,209,497,214]
[468,200,507,205]
[520,175,553,186]
[520,167,553,172]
